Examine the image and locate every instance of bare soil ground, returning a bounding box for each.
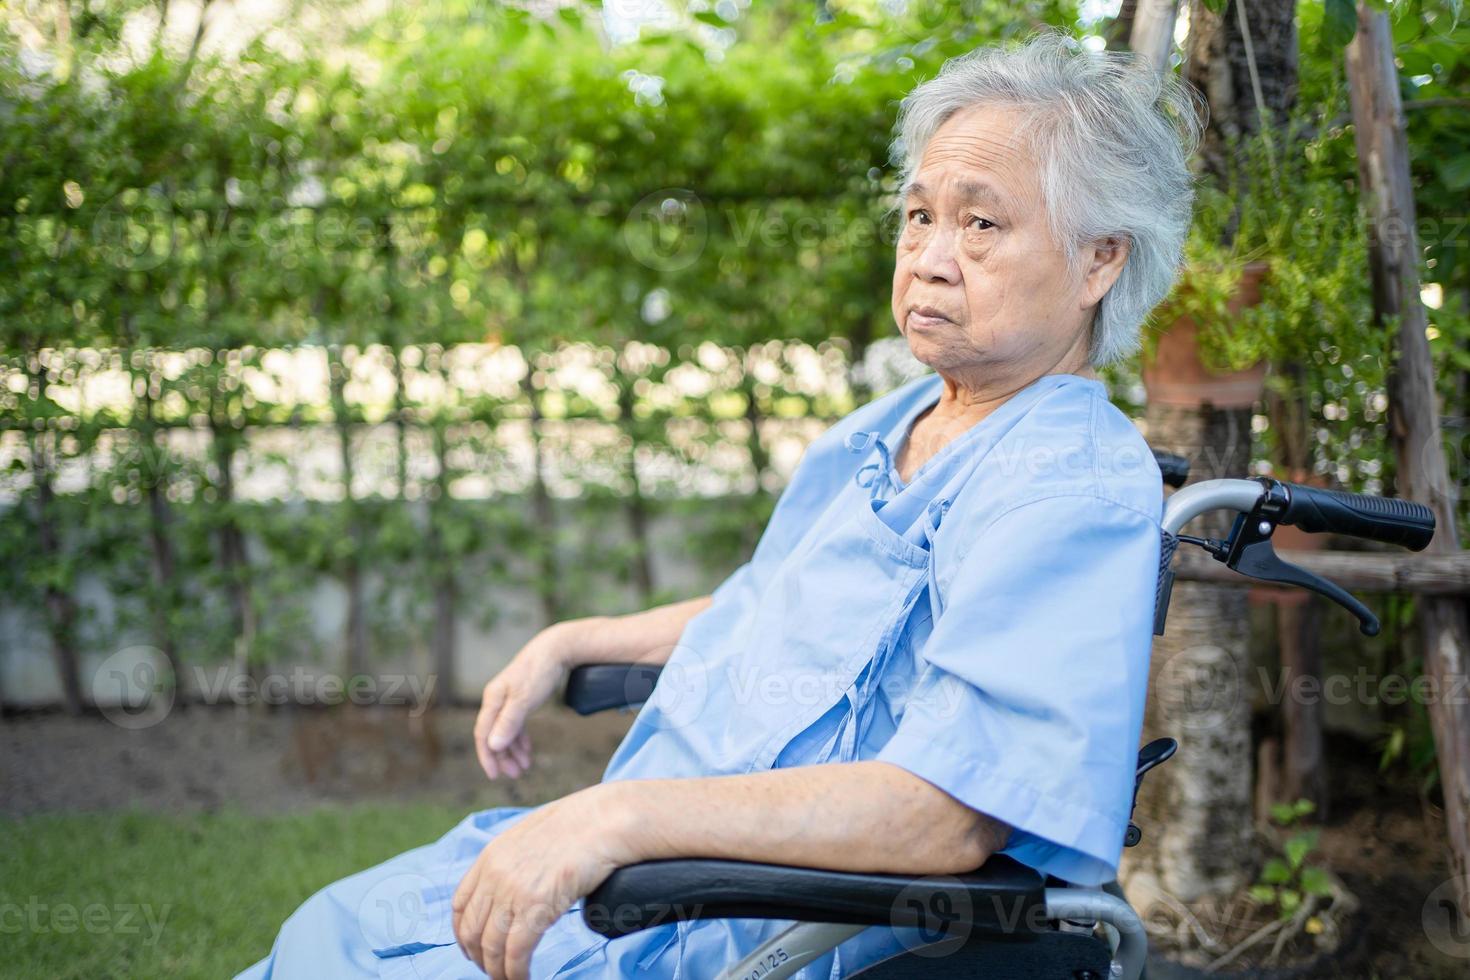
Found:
[1,703,634,817]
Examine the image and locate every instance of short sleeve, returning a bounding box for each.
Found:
[873,492,1162,886]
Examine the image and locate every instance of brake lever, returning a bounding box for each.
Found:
[1124,737,1178,848]
[1222,511,1382,636]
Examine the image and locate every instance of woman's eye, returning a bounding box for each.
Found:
[967,216,995,231]
[907,209,931,226]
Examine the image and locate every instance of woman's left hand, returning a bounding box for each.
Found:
[452,784,637,979]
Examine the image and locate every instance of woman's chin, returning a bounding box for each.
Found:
[896,339,931,371]
[902,333,965,371]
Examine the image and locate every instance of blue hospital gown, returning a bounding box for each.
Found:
[237,370,1164,979]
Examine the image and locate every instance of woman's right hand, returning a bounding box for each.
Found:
[473,622,581,781]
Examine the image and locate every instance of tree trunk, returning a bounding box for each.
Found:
[617,376,655,604]
[328,343,370,678]
[1347,4,1470,928]
[392,344,409,501]
[26,392,84,715]
[209,364,257,689]
[847,250,887,405]
[520,369,561,625]
[1127,403,1256,906]
[139,350,185,698]
[1107,0,1142,53]
[739,360,771,556]
[1129,0,1180,71]
[1124,0,1302,913]
[1184,0,1298,179]
[428,416,457,707]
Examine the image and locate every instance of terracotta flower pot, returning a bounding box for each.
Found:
[1142,260,1270,410]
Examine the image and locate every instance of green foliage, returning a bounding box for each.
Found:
[2,0,1468,699]
[1319,0,1359,54]
[3,0,1054,687]
[1251,799,1335,923]
[1154,121,1380,377]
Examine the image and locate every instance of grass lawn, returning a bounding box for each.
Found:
[1,804,471,979]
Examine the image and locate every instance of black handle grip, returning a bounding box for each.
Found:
[1152,449,1190,489]
[1280,483,1436,551]
[564,664,664,715]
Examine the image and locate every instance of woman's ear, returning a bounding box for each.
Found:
[1080,236,1130,310]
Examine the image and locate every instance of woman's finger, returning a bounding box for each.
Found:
[503,914,541,980]
[486,696,529,754]
[478,737,500,780]
[452,863,487,966]
[509,731,532,771]
[479,897,510,979]
[474,684,508,780]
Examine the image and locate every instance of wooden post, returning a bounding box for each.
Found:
[1278,598,1327,812]
[1347,3,1470,926]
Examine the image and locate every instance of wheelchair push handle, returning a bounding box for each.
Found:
[1277,480,1436,551]
[1160,476,1439,639]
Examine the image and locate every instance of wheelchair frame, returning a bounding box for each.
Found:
[563,453,1436,980]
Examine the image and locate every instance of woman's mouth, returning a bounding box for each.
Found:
[907,306,954,330]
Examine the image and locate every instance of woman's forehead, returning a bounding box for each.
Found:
[910,105,1038,203]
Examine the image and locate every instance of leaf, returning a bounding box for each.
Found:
[1260,858,1293,884]
[1285,830,1320,869]
[1278,889,1303,916]
[1321,0,1359,52]
[1269,802,1297,826]
[1249,884,1278,904]
[1439,154,1470,192]
[1380,726,1406,770]
[1301,866,1335,897]
[1391,6,1424,44]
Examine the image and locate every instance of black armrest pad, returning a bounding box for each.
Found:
[581,855,1046,939]
[564,664,664,715]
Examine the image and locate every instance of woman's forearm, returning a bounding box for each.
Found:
[551,595,713,669]
[600,762,1010,877]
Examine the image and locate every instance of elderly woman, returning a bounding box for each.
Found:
[240,31,1200,980]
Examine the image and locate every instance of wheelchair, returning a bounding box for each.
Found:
[562,449,1436,980]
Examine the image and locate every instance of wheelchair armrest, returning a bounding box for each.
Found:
[581,854,1046,939]
[565,663,664,715]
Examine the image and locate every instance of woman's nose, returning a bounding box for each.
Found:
[910,229,961,284]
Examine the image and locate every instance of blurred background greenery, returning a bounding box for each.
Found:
[3,0,1465,710]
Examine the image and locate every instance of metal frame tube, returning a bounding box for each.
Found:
[1161,478,1263,535]
[1043,887,1147,980]
[714,922,867,980]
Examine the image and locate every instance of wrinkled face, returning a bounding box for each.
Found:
[891,104,1126,388]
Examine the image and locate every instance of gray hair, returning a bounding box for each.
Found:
[890,31,1205,367]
